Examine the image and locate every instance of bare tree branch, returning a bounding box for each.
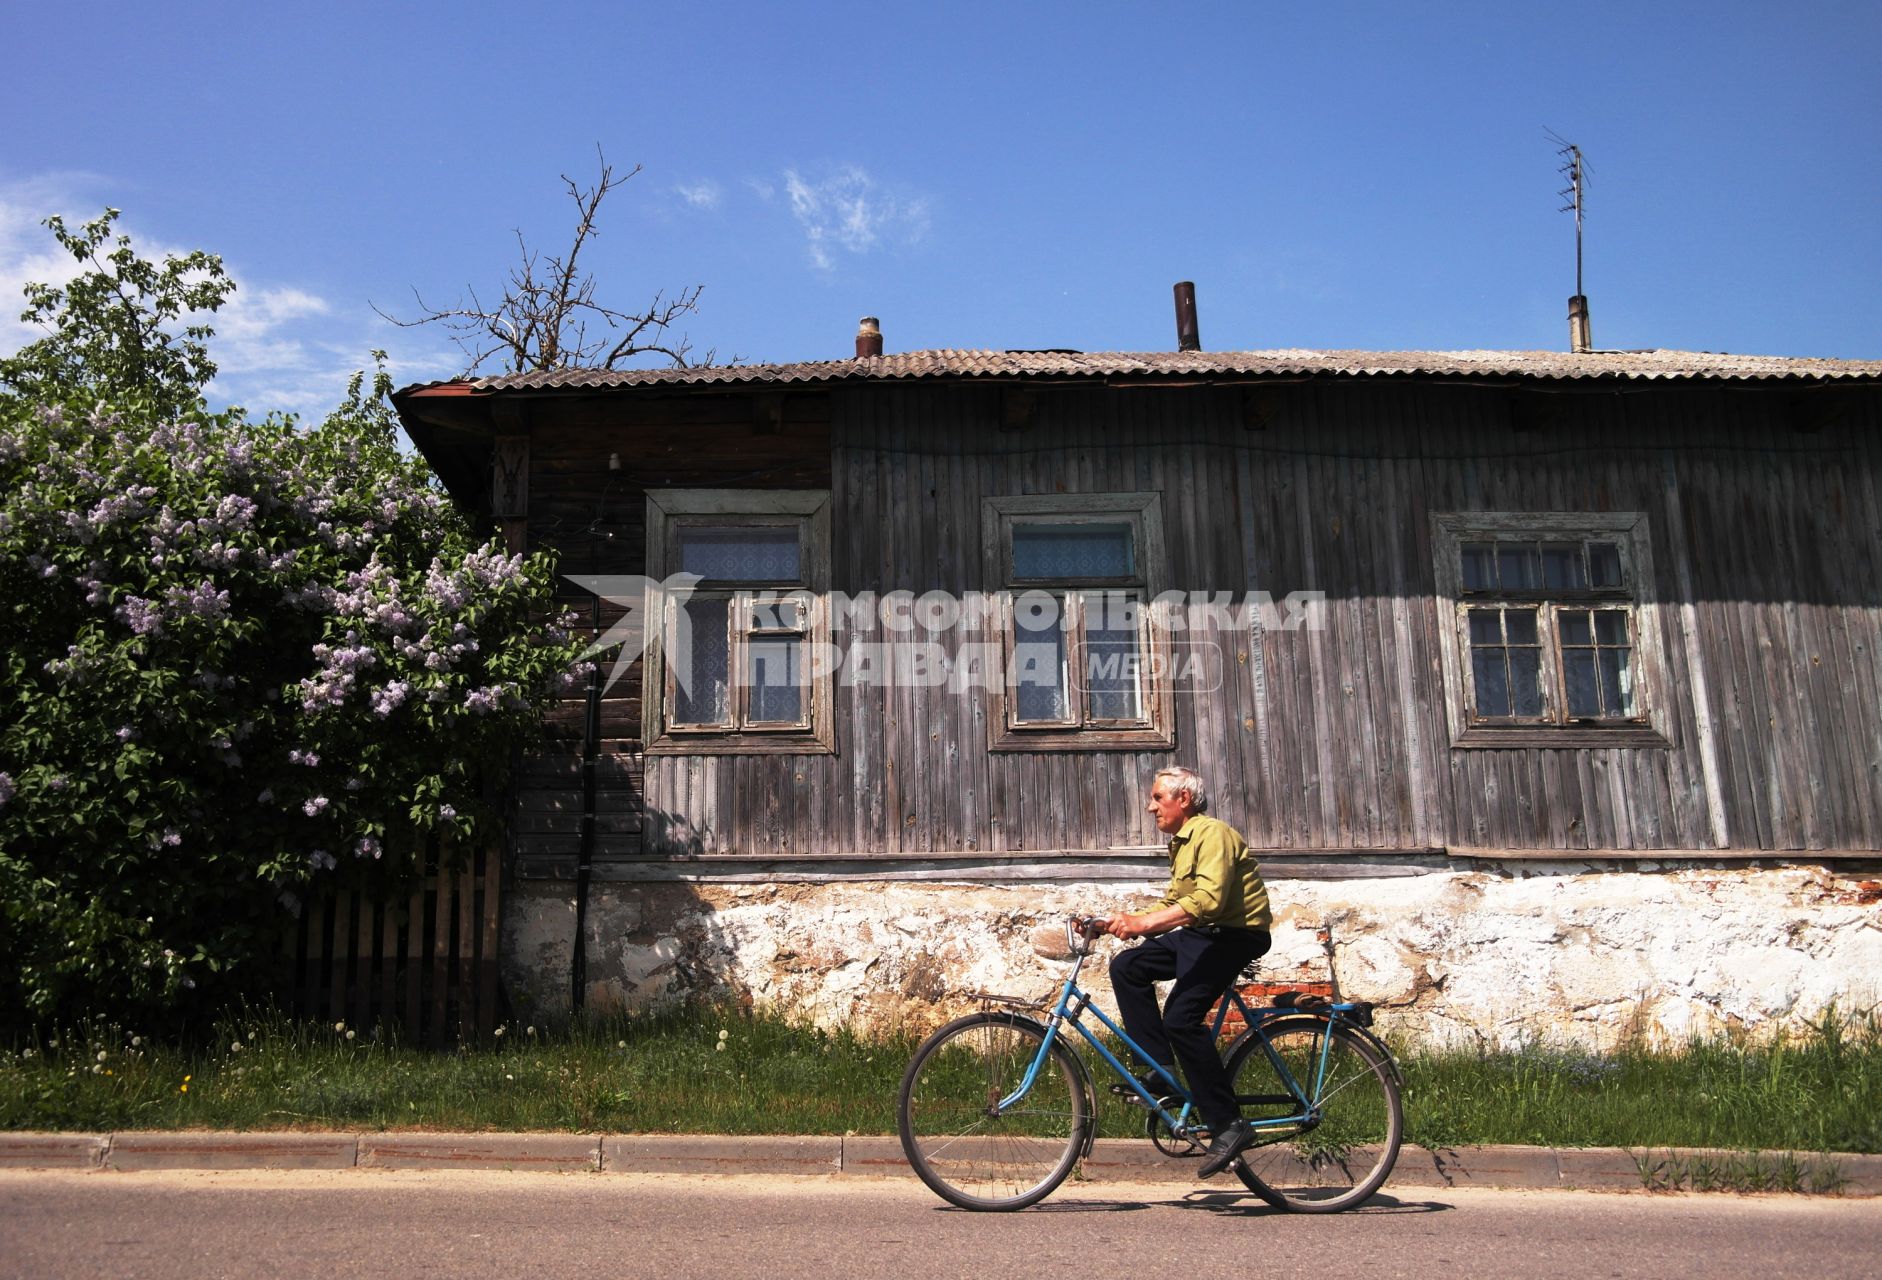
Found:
[373,148,709,376]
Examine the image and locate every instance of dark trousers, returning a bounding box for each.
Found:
[1109,927,1271,1131]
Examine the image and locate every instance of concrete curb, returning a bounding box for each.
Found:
[0,1132,1873,1195]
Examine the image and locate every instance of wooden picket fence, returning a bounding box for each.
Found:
[285,838,504,1047]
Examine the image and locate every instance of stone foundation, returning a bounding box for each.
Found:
[502,863,1882,1049]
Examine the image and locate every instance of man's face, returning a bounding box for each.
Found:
[1147,782,1193,835]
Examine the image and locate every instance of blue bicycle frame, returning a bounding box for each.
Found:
[997,934,1347,1141]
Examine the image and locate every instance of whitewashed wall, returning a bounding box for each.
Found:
[503,864,1882,1049]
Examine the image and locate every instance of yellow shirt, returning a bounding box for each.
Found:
[1155,814,1272,930]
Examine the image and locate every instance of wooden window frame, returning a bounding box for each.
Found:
[644,490,834,755]
[983,492,1175,752]
[1431,512,1673,749]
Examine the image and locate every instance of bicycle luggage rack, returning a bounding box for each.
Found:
[966,990,1052,1011]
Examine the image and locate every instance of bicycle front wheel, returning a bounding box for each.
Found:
[1225,1016,1403,1212]
[897,1011,1090,1211]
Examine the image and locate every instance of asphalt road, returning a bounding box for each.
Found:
[3,1169,1878,1280]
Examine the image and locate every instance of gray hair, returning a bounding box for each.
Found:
[1153,766,1209,813]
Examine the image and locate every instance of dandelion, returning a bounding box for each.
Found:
[526,1025,536,1037]
[493,1026,505,1039]
[179,1075,191,1094]
[345,1029,356,1041]
[334,1021,346,1033]
[96,1050,108,1062]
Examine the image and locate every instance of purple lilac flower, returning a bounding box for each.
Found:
[116,596,164,636]
[303,795,329,816]
[370,680,411,718]
[165,580,230,619]
[0,772,13,808]
[160,829,182,847]
[463,687,503,715]
[116,726,136,742]
[438,804,457,822]
[47,775,67,792]
[355,836,382,860]
[213,494,258,529]
[308,849,336,872]
[289,749,319,767]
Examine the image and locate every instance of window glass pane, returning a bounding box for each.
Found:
[1599,648,1634,717]
[1563,649,1601,717]
[1559,609,1593,645]
[1472,649,1511,717]
[1503,608,1539,646]
[1593,609,1628,645]
[1509,648,1544,717]
[1012,593,1068,722]
[1541,542,1587,589]
[1012,522,1134,579]
[1460,543,1495,590]
[679,527,801,582]
[1083,593,1144,722]
[1468,609,1504,645]
[1496,545,1540,589]
[747,638,804,724]
[1588,541,1624,588]
[673,597,732,725]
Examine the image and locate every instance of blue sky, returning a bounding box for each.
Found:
[4,1,1878,419]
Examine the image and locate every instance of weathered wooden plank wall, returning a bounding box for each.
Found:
[515,378,1881,858]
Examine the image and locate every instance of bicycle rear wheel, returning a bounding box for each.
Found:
[1224,1016,1403,1212]
[897,1011,1090,1211]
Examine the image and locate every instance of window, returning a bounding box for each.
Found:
[982,493,1173,751]
[644,490,833,754]
[1431,513,1670,748]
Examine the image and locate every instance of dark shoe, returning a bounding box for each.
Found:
[1107,1072,1176,1105]
[1197,1119,1255,1178]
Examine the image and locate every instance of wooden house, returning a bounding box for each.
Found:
[391,320,1882,1039]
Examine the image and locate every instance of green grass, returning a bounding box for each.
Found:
[1400,1007,1882,1156]
[0,1006,916,1134]
[4,1005,1878,1157]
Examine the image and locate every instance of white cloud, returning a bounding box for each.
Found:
[0,173,453,421]
[780,165,931,271]
[674,180,722,210]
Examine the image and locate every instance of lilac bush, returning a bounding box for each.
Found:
[0,375,585,1029]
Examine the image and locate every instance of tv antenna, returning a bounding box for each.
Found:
[1547,129,1589,296]
[1547,129,1592,351]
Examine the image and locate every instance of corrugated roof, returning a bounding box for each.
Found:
[395,347,1882,398]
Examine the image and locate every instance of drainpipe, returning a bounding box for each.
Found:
[572,458,620,1013]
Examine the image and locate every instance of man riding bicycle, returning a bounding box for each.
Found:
[1099,766,1272,1178]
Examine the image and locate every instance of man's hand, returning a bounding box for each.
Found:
[1101,905,1195,940]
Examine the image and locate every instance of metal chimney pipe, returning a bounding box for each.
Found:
[1568,295,1592,354]
[856,316,883,358]
[1173,282,1201,352]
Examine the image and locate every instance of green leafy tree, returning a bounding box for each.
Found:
[1,208,234,420]
[0,214,587,1032]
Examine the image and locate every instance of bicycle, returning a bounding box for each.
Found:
[896,917,1404,1212]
